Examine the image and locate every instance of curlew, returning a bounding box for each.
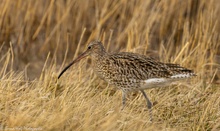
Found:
[58,40,195,120]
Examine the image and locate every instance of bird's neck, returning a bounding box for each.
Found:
[90,51,108,66]
[93,52,107,60]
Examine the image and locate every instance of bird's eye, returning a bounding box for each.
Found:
[88,46,91,50]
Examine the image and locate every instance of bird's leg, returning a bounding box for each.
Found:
[140,90,152,109]
[140,90,153,121]
[121,90,127,110]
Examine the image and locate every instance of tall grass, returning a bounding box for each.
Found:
[0,0,220,130]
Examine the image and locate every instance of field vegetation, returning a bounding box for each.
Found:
[0,0,220,130]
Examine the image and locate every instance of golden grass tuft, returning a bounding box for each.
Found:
[1,0,220,130]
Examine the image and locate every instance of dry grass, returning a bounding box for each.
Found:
[0,0,220,130]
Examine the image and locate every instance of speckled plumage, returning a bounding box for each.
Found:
[58,40,196,120]
[93,51,194,91]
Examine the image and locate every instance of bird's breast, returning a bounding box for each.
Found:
[91,59,142,91]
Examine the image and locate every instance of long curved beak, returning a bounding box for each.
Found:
[58,50,89,79]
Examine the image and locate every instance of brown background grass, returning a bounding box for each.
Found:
[0,0,220,130]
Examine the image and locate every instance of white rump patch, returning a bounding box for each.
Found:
[145,78,167,84]
[142,78,170,89]
[141,73,195,89]
[171,73,193,79]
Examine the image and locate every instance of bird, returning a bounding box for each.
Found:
[58,40,196,120]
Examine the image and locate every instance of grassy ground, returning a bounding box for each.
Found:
[0,0,220,130]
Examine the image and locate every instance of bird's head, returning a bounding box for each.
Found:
[86,40,106,57]
[58,40,106,79]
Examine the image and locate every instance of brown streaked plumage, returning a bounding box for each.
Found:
[58,40,196,121]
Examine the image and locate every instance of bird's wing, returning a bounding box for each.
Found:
[108,52,174,80]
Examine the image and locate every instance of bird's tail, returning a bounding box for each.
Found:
[165,63,196,76]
